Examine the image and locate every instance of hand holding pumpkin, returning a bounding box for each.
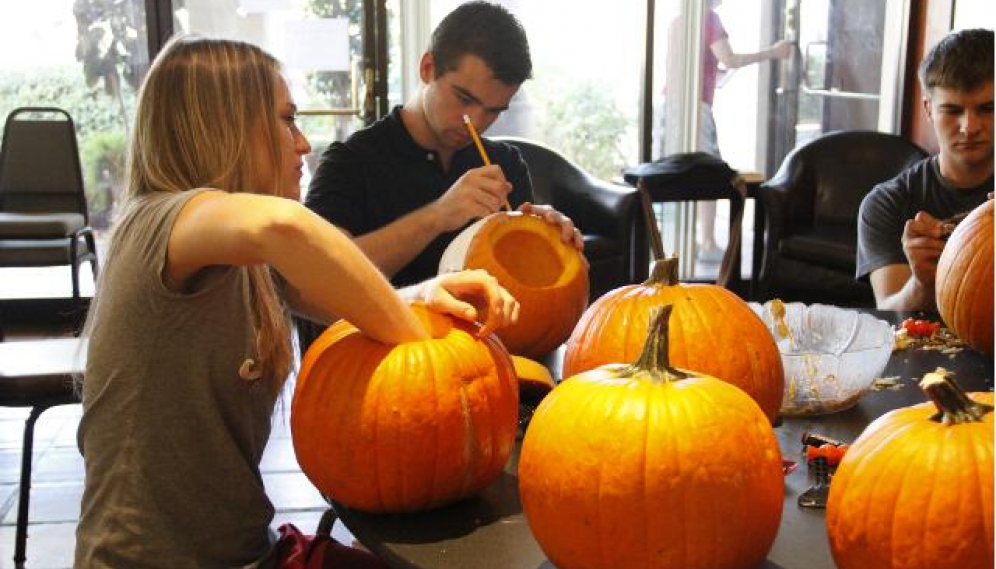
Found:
[518,202,586,253]
[408,268,520,335]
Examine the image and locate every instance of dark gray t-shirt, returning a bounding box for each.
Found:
[856,156,992,281]
[75,190,281,569]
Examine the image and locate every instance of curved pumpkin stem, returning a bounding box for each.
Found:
[920,368,994,425]
[646,255,681,287]
[625,304,690,383]
[637,182,667,261]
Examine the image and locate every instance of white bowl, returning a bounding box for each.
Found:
[748,302,893,416]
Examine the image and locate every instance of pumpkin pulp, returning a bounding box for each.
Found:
[491,229,565,287]
[476,213,579,289]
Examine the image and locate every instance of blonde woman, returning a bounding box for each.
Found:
[74,35,518,569]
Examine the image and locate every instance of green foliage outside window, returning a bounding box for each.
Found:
[531,75,630,182]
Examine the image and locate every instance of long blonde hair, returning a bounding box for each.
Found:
[88,36,293,387]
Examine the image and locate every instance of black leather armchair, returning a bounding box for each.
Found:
[494,137,647,302]
[755,130,927,306]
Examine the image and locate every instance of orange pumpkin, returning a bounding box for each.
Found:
[935,200,993,354]
[439,211,589,359]
[291,303,519,513]
[563,255,784,423]
[826,369,994,569]
[511,354,554,405]
[520,305,784,569]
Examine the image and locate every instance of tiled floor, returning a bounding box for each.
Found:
[0,325,354,569]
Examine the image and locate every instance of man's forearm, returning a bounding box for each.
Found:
[353,205,444,278]
[875,276,936,312]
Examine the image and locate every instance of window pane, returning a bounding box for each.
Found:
[420,0,644,183]
[176,0,368,200]
[0,0,149,234]
[0,0,148,299]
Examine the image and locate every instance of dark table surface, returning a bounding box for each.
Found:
[332,311,994,569]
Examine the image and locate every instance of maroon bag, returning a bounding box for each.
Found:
[275,510,389,569]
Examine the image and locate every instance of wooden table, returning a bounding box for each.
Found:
[331,313,993,569]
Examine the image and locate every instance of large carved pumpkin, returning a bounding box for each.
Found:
[439,211,589,359]
[826,369,994,569]
[291,303,519,513]
[935,199,993,354]
[563,255,784,423]
[520,306,784,569]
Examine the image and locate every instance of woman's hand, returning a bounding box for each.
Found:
[415,269,520,336]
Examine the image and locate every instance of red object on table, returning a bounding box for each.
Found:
[806,444,850,466]
[901,317,941,337]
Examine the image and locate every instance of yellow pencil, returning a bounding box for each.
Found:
[463,114,511,211]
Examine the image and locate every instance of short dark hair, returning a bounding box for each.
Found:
[428,1,532,85]
[919,28,994,95]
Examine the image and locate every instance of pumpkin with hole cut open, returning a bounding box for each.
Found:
[291,303,519,513]
[440,211,589,359]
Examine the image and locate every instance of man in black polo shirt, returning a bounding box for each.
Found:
[305,1,581,287]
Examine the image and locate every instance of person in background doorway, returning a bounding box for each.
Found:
[664,0,793,262]
[74,34,518,569]
[857,28,993,311]
[305,0,583,289]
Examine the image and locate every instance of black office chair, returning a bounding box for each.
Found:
[0,108,99,315]
[755,130,927,306]
[494,136,647,302]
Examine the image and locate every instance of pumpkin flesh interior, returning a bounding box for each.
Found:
[490,228,566,288]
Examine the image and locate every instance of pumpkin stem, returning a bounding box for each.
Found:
[646,255,681,287]
[625,304,690,382]
[637,182,667,261]
[920,368,994,425]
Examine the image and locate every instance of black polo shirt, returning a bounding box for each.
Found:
[305,105,534,287]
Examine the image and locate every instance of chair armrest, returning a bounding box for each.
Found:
[756,183,791,275]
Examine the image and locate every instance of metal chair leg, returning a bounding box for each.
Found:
[14,405,49,569]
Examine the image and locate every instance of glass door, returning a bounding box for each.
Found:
[770,0,908,171]
[652,0,785,280]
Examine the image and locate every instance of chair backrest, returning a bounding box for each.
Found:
[771,130,927,229]
[491,136,587,212]
[0,107,88,219]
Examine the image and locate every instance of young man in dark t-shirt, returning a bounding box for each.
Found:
[306,1,582,287]
[856,28,993,311]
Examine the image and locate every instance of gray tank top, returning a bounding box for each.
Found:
[75,190,281,569]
